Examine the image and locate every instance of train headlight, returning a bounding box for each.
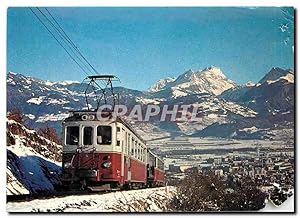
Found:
[64,162,72,168]
[103,161,111,168]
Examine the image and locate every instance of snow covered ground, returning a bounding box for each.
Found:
[7,187,175,212]
[7,186,293,212]
[261,194,294,212]
[36,112,70,122]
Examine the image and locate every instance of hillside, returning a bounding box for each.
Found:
[7,118,62,195]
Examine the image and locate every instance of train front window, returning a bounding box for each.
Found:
[97,126,112,145]
[83,127,93,145]
[66,126,79,145]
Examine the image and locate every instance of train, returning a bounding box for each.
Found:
[61,110,165,191]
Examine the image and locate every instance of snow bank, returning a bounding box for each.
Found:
[7,187,176,212]
[7,149,61,195]
[6,169,30,195]
[27,96,46,105]
[260,194,294,212]
[36,113,69,122]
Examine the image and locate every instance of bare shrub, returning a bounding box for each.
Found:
[6,131,15,146]
[168,172,223,211]
[168,171,267,212]
[221,179,268,211]
[38,125,61,144]
[7,108,24,124]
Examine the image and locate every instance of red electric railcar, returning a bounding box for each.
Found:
[61,111,164,191]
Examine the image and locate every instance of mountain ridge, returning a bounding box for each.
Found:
[7,66,294,140]
[149,66,236,96]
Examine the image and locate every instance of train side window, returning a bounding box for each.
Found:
[66,126,79,145]
[144,148,147,162]
[127,134,130,155]
[135,141,138,159]
[125,132,127,154]
[158,159,164,170]
[126,137,130,156]
[139,145,141,161]
[134,142,138,158]
[132,138,135,157]
[97,126,112,145]
[135,140,137,158]
[126,134,128,155]
[117,140,121,146]
[131,137,134,156]
[117,127,121,132]
[143,148,145,162]
[83,126,93,145]
[150,153,155,167]
[141,147,144,162]
[136,142,140,159]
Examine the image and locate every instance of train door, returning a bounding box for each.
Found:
[76,125,96,169]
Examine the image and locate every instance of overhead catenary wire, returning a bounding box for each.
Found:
[35,7,95,76]
[29,7,91,77]
[30,7,111,92]
[44,8,100,76]
[42,8,109,88]
[42,8,112,88]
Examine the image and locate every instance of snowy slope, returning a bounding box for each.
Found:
[264,71,294,85]
[220,81,255,102]
[258,67,294,84]
[6,169,30,195]
[260,191,294,212]
[148,77,175,92]
[7,119,62,195]
[7,187,175,212]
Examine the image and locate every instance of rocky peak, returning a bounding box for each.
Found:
[259,67,293,84]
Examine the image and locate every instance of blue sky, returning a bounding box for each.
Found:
[7,7,294,90]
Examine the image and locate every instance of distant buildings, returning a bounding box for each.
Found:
[167,150,294,192]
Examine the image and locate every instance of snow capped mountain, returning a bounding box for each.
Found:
[148,77,175,93]
[6,66,294,140]
[258,67,294,84]
[264,71,294,85]
[220,81,255,102]
[187,66,236,95]
[151,67,236,97]
[56,80,80,86]
[221,67,294,116]
[7,71,80,87]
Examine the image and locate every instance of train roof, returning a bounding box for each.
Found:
[148,149,163,161]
